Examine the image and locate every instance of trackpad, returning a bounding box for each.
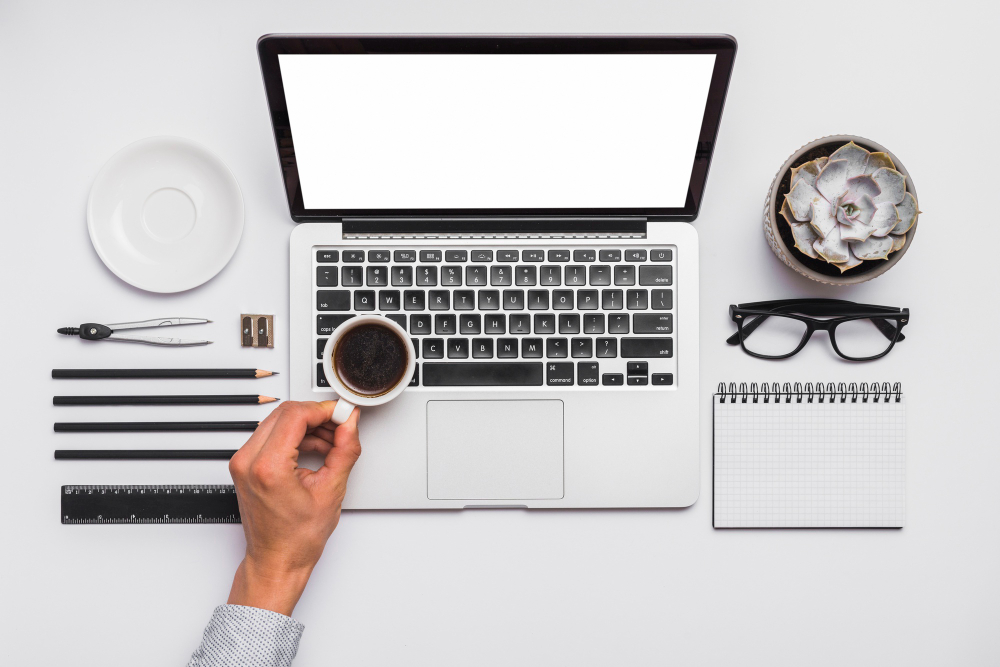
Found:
[427,400,564,500]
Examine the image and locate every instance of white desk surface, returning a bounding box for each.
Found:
[2,1,998,664]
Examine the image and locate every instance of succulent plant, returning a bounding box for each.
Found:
[780,142,918,272]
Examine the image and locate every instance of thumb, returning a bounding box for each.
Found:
[315,407,361,492]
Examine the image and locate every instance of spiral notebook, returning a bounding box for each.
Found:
[713,382,906,528]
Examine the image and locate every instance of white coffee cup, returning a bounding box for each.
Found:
[321,315,416,424]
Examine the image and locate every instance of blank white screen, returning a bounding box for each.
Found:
[279,53,716,209]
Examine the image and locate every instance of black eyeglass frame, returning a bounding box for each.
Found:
[726,299,909,361]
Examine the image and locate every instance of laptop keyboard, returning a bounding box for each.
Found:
[313,247,676,389]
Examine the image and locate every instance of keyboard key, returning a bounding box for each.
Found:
[416,266,438,286]
[589,265,611,286]
[639,265,673,286]
[368,250,390,262]
[460,314,481,335]
[316,363,329,387]
[355,290,377,311]
[341,266,363,286]
[404,290,425,310]
[343,250,364,263]
[420,250,442,262]
[445,250,467,262]
[442,266,462,286]
[410,363,419,386]
[596,338,617,358]
[527,290,549,310]
[472,338,494,358]
[614,266,635,286]
[423,338,444,358]
[571,338,593,358]
[423,362,543,386]
[602,290,624,310]
[627,361,648,375]
[386,314,406,329]
[379,290,400,311]
[602,373,624,386]
[652,373,674,385]
[497,338,518,358]
[540,266,561,286]
[503,289,525,310]
[627,375,648,386]
[552,290,574,310]
[625,249,646,262]
[523,250,545,262]
[316,338,328,359]
[478,290,500,310]
[546,338,568,358]
[633,313,673,334]
[484,315,506,335]
[428,290,450,310]
[559,314,581,334]
[546,361,574,385]
[317,290,350,311]
[317,249,339,263]
[391,266,413,286]
[621,337,673,358]
[470,250,493,262]
[515,265,537,286]
[366,266,387,286]
[583,313,605,334]
[453,290,476,310]
[576,290,599,310]
[651,289,674,310]
[448,338,470,359]
[509,314,530,334]
[651,249,672,262]
[435,314,456,335]
[317,314,354,335]
[410,314,431,335]
[491,265,513,286]
[608,314,629,334]
[627,289,648,310]
[522,338,543,358]
[466,265,488,286]
[599,249,622,262]
[573,249,596,262]
[317,266,338,286]
[412,338,419,357]
[394,250,417,262]
[577,362,599,385]
[565,265,586,285]
[548,250,570,262]
[534,314,555,334]
[498,250,519,262]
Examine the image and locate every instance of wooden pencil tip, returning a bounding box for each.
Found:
[259,396,279,404]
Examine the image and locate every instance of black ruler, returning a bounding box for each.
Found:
[61,485,241,524]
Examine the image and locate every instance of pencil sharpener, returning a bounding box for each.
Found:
[241,314,274,348]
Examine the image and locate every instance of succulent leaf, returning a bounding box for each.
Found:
[815,159,850,203]
[844,175,881,202]
[891,192,918,235]
[837,194,877,241]
[868,202,901,238]
[890,233,907,252]
[813,223,852,263]
[871,167,906,205]
[833,250,863,272]
[790,157,829,187]
[808,199,838,239]
[785,179,823,222]
[828,141,871,177]
[864,152,896,174]
[850,235,894,260]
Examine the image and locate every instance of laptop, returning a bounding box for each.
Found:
[258,34,736,509]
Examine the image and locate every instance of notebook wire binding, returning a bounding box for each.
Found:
[717,381,902,404]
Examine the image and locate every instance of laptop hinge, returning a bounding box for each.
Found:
[341,217,647,240]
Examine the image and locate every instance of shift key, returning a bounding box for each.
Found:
[621,337,673,358]
[633,313,673,334]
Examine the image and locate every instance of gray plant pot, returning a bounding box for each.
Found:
[764,134,919,285]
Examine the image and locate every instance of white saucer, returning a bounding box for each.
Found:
[87,136,244,293]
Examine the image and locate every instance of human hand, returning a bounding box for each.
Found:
[226,400,361,616]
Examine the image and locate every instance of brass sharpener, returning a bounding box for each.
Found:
[241,314,274,348]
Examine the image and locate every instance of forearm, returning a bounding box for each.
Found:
[187,604,304,667]
[227,556,314,617]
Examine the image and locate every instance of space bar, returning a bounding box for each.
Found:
[423,362,544,386]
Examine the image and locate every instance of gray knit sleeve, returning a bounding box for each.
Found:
[187,604,305,667]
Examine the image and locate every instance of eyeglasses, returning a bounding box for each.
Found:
[727,299,908,361]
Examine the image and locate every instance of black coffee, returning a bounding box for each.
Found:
[333,323,409,396]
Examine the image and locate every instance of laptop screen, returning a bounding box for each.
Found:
[278,53,716,210]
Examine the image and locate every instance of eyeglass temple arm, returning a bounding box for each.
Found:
[726,313,770,345]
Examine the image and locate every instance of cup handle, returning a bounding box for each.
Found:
[331,399,357,425]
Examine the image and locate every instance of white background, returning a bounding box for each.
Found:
[281,53,715,208]
[1,1,998,665]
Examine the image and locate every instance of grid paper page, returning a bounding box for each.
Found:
[713,396,906,528]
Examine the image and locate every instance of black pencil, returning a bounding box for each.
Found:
[53,395,279,406]
[54,421,260,433]
[54,449,237,460]
[51,368,278,379]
